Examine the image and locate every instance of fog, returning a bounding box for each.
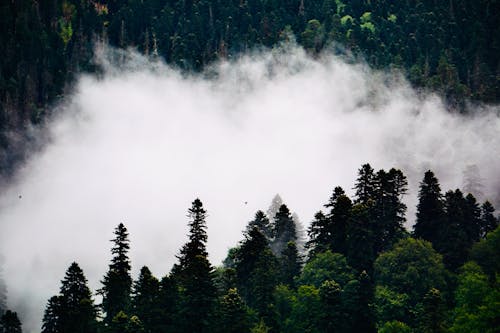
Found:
[0,44,499,331]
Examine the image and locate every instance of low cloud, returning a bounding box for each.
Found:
[0,44,499,332]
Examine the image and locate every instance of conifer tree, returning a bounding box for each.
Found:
[479,201,498,238]
[306,211,330,257]
[171,199,216,333]
[324,187,352,255]
[413,170,445,245]
[318,280,343,333]
[132,266,160,333]
[354,163,375,205]
[246,210,273,241]
[279,241,302,288]
[217,288,251,333]
[0,310,22,333]
[42,262,97,333]
[346,204,375,273]
[464,193,482,243]
[272,204,297,255]
[100,223,133,324]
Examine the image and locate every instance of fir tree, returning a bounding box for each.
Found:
[246,210,273,241]
[0,310,22,333]
[306,211,330,257]
[100,223,133,324]
[479,201,498,237]
[171,199,216,333]
[272,204,297,256]
[324,187,352,255]
[354,163,375,205]
[279,241,302,288]
[42,262,97,333]
[132,266,160,333]
[413,170,445,245]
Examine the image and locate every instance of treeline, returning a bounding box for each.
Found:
[2,163,499,333]
[1,0,499,176]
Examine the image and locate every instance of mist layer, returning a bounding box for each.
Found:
[1,45,499,332]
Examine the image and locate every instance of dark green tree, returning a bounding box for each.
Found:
[279,241,302,288]
[100,223,133,324]
[418,288,446,333]
[324,186,352,255]
[272,204,297,256]
[354,163,375,205]
[0,310,22,333]
[306,211,330,257]
[246,210,273,241]
[413,170,445,245]
[171,198,216,333]
[217,288,251,333]
[346,203,375,273]
[132,266,161,333]
[342,271,376,333]
[42,262,97,333]
[479,201,498,238]
[318,280,343,333]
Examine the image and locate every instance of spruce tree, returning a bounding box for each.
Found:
[279,241,302,288]
[132,266,160,333]
[272,204,297,255]
[0,310,22,333]
[324,187,352,255]
[171,199,216,333]
[464,193,482,243]
[354,163,375,205]
[413,170,445,245]
[246,210,273,241]
[42,262,97,333]
[479,201,498,237]
[100,223,133,325]
[306,211,330,257]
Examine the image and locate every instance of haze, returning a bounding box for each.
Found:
[1,44,499,332]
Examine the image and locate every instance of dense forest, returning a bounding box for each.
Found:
[1,0,499,177]
[1,164,498,332]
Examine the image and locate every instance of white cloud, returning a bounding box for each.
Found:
[0,44,499,332]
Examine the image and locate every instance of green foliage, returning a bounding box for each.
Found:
[374,238,447,305]
[218,288,252,333]
[299,251,354,288]
[449,262,500,333]
[378,320,412,333]
[340,15,354,26]
[387,14,397,23]
[470,226,500,279]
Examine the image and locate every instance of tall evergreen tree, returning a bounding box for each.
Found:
[279,241,302,288]
[479,201,498,238]
[354,163,375,205]
[100,223,133,324]
[346,204,375,274]
[0,310,22,333]
[413,170,445,245]
[132,266,160,333]
[318,280,343,333]
[306,211,330,257]
[42,262,97,333]
[171,199,216,333]
[324,187,352,255]
[372,168,408,253]
[272,204,297,255]
[246,210,273,241]
[464,193,482,243]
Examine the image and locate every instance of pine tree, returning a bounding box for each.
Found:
[100,223,133,325]
[479,201,498,237]
[246,210,273,241]
[342,271,376,333]
[346,204,375,273]
[172,199,216,333]
[132,266,160,333]
[354,163,375,205]
[418,288,445,333]
[324,187,352,255]
[279,241,302,288]
[372,168,408,253]
[272,204,297,255]
[0,310,22,333]
[42,262,97,333]
[318,280,343,333]
[306,211,330,257]
[464,193,482,243]
[413,170,445,245]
